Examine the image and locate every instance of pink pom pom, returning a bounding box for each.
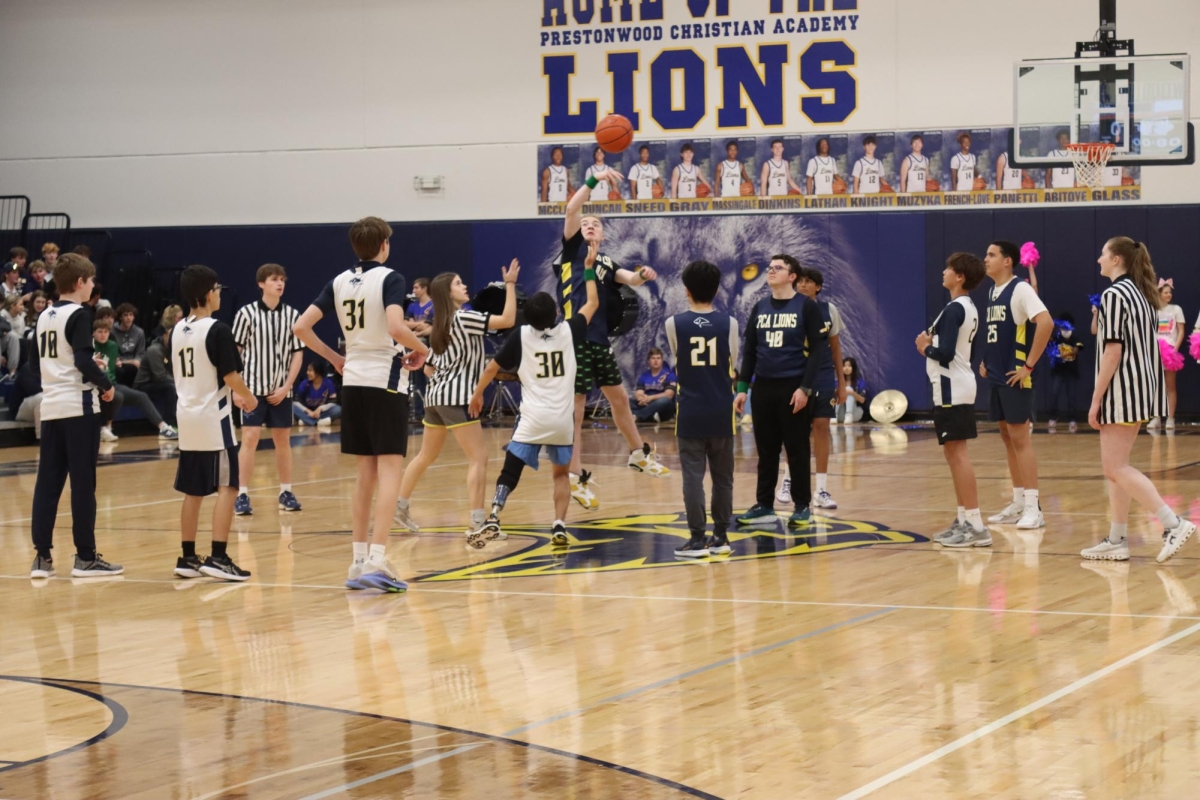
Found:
[1190,331,1200,362]
[1020,241,1040,268]
[1160,337,1185,371]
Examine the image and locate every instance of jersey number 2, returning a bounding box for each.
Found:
[178,347,196,378]
[39,330,58,359]
[342,299,365,331]
[535,351,565,378]
[690,336,718,366]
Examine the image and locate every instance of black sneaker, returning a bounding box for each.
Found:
[199,555,251,582]
[30,554,55,579]
[174,555,204,579]
[675,536,710,558]
[706,533,732,555]
[71,554,124,577]
[550,524,569,547]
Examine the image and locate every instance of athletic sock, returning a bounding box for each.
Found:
[182,541,197,558]
[368,544,386,562]
[816,473,828,493]
[396,496,410,511]
[956,506,966,524]
[352,542,367,561]
[965,509,985,532]
[1156,505,1181,530]
[1023,489,1040,513]
[553,519,565,529]
[280,484,292,493]
[1012,487,1025,506]
[239,486,249,496]
[211,541,228,559]
[1109,522,1128,544]
[470,509,486,528]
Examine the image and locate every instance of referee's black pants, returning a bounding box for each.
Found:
[751,377,814,510]
[31,415,102,559]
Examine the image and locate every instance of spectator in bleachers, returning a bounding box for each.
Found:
[293,361,340,427]
[94,318,178,442]
[629,347,677,423]
[112,303,145,385]
[6,247,27,272]
[1,262,24,300]
[22,260,48,299]
[87,282,111,311]
[41,242,59,274]
[12,348,42,438]
[150,304,182,340]
[24,290,46,330]
[72,244,91,258]
[1,294,26,381]
[134,322,176,425]
[93,304,114,324]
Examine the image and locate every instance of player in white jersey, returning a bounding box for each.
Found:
[469,243,600,548]
[899,133,930,193]
[172,265,260,582]
[950,132,978,192]
[852,135,885,194]
[671,142,711,199]
[1047,130,1076,189]
[626,145,664,200]
[584,146,623,200]
[760,138,802,196]
[28,253,123,580]
[916,253,990,547]
[806,137,838,195]
[1102,165,1124,187]
[541,146,573,203]
[293,216,430,593]
[995,151,1030,190]
[716,140,751,197]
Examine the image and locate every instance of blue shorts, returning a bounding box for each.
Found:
[243,395,294,428]
[506,441,573,470]
[988,384,1034,425]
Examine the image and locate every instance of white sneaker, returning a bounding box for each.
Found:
[1148,418,1161,430]
[1047,420,1057,432]
[1157,518,1197,564]
[941,526,992,548]
[628,447,670,477]
[570,471,600,510]
[1069,421,1078,433]
[1166,417,1176,430]
[775,479,792,506]
[393,503,420,532]
[932,520,965,544]
[813,489,838,510]
[317,417,332,428]
[1081,537,1130,561]
[100,426,118,442]
[346,560,364,589]
[988,501,1024,524]
[1016,509,1045,530]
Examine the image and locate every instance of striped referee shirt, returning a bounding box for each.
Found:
[231,300,303,396]
[425,309,490,406]
[1096,274,1168,424]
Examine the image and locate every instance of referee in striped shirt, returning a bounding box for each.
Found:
[232,264,305,515]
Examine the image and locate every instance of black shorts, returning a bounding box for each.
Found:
[574,340,624,394]
[242,395,294,428]
[934,405,978,445]
[811,389,838,419]
[340,386,409,456]
[988,384,1034,424]
[175,446,241,496]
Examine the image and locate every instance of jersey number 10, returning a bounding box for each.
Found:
[342,299,366,331]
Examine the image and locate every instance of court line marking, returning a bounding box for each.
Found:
[836,619,1200,800]
[1,573,1195,622]
[296,744,485,800]
[503,607,893,737]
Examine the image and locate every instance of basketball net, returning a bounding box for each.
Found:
[1065,143,1116,189]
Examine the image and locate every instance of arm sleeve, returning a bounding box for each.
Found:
[737,304,759,386]
[828,302,845,337]
[205,322,244,380]
[665,316,678,359]
[458,309,490,336]
[492,328,523,372]
[382,272,407,310]
[312,280,336,316]
[1099,289,1126,344]
[924,303,965,367]
[728,316,740,374]
[568,315,588,347]
[800,298,826,391]
[231,306,251,347]
[288,306,303,352]
[66,310,112,390]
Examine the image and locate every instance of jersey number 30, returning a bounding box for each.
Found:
[690,336,718,366]
[342,299,366,331]
[535,351,565,378]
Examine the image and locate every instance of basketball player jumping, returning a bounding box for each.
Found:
[716,140,752,198]
[541,146,573,203]
[899,133,929,193]
[760,139,803,196]
[560,177,670,511]
[626,145,664,201]
[671,143,711,199]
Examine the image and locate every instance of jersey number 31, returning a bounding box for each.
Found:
[342,299,366,331]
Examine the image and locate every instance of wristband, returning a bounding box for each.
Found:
[586,176,599,190]
[736,381,750,394]
[584,268,597,281]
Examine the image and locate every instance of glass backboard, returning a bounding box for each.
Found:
[1011,54,1193,167]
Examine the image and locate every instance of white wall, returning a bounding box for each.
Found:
[0,0,1197,227]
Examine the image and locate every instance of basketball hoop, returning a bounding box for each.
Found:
[1065,142,1116,189]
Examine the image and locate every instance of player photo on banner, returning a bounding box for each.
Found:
[896,130,944,194]
[941,128,992,193]
[753,135,805,197]
[1032,124,1140,190]
[582,143,626,201]
[712,138,758,200]
[536,143,581,205]
[801,134,849,196]
[847,132,896,195]
[992,126,1040,191]
[622,140,669,202]
[669,139,713,200]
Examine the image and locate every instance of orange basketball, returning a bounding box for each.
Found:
[739,181,755,197]
[831,176,848,195]
[651,184,664,199]
[696,182,712,198]
[1021,176,1036,189]
[788,187,802,196]
[973,176,987,191]
[925,178,941,193]
[1122,175,1136,186]
[595,114,634,154]
[880,180,895,194]
[607,189,622,201]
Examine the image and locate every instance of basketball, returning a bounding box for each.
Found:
[739,181,755,197]
[880,180,895,193]
[926,178,941,192]
[696,182,711,198]
[595,114,634,154]
[651,183,664,198]
[607,189,622,201]
[832,176,848,194]
[1022,175,1037,189]
[973,176,987,191]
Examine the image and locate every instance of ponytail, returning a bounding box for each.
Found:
[1105,237,1162,310]
[428,272,458,356]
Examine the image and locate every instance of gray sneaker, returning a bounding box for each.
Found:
[393,503,420,532]
[933,520,965,544]
[941,526,993,548]
[30,554,55,579]
[71,554,124,577]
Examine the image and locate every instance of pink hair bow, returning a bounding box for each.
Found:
[1159,278,1174,288]
[1020,241,1040,269]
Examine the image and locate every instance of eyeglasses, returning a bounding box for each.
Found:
[766,265,790,273]
[214,284,226,292]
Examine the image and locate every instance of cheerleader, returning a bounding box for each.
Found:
[1150,278,1185,430]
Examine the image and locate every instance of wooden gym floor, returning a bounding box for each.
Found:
[2,421,1200,799]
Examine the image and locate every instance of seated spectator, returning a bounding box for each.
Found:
[134,325,177,425]
[1,294,26,380]
[150,304,183,340]
[22,260,48,300]
[93,304,115,324]
[293,361,341,427]
[11,349,42,437]
[629,347,677,423]
[112,302,146,385]
[24,290,46,331]
[0,262,23,300]
[72,244,91,258]
[94,318,178,442]
[836,357,869,423]
[7,246,27,271]
[41,242,59,275]
[88,282,111,311]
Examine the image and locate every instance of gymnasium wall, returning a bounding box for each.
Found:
[1,0,1198,227]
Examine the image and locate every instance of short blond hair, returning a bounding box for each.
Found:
[42,242,59,256]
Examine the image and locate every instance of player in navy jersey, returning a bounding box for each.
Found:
[917,253,990,547]
[667,261,740,557]
[734,254,828,527]
[793,267,847,510]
